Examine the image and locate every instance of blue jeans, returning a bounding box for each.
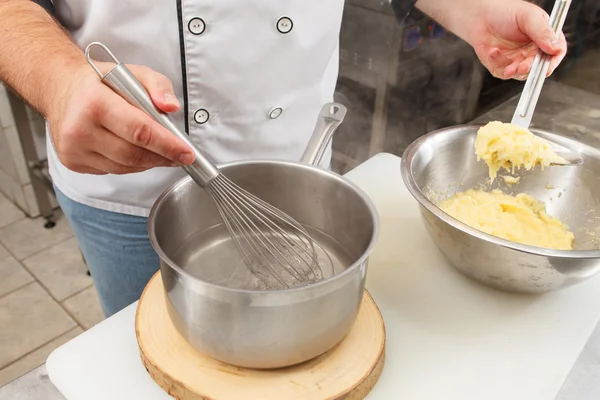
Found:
[54,187,159,318]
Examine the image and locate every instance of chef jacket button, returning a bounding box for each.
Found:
[269,107,283,119]
[188,17,206,35]
[193,109,209,124]
[276,17,293,34]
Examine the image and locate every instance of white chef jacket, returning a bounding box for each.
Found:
[46,1,344,217]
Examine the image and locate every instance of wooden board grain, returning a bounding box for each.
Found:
[136,272,386,400]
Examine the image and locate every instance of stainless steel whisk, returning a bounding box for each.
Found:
[85,42,326,288]
[206,174,324,287]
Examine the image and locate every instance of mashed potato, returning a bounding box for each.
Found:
[475,121,567,181]
[439,189,574,250]
[502,175,520,185]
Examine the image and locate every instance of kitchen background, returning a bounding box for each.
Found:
[0,0,599,388]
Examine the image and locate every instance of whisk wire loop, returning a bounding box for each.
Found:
[206,175,324,289]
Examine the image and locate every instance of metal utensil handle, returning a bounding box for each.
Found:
[301,103,347,166]
[84,42,219,187]
[512,0,572,128]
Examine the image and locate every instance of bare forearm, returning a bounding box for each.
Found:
[415,0,486,43]
[0,0,87,116]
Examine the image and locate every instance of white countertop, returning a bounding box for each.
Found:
[27,153,600,399]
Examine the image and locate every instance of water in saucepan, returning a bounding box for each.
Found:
[171,224,354,290]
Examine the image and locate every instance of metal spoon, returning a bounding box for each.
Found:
[510,0,582,166]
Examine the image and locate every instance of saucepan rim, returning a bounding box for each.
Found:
[148,159,380,294]
[401,123,600,259]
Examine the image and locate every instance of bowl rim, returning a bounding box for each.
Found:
[401,123,600,259]
[147,158,381,294]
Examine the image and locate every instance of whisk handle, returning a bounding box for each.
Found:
[84,42,219,187]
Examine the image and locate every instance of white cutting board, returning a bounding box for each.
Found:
[47,152,600,400]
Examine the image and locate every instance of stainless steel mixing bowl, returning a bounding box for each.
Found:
[148,106,379,369]
[401,124,600,293]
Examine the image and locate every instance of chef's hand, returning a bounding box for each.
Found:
[469,0,567,80]
[47,62,195,175]
[415,0,568,80]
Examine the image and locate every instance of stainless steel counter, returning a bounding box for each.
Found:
[1,80,599,399]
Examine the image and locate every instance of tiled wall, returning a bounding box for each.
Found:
[0,84,55,218]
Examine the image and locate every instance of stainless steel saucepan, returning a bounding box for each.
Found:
[148,103,380,369]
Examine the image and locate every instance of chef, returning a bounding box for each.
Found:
[0,0,566,317]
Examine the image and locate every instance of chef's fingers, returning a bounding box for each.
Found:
[60,163,107,175]
[487,64,508,80]
[88,152,150,175]
[92,126,177,168]
[512,73,529,81]
[127,65,180,113]
[54,148,115,175]
[488,48,513,69]
[513,58,534,80]
[485,50,509,79]
[547,33,568,77]
[517,2,562,57]
[511,33,566,80]
[503,63,519,79]
[95,85,196,165]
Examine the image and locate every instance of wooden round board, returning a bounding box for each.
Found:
[136,272,386,400]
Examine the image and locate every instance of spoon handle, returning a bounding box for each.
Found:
[511,0,572,129]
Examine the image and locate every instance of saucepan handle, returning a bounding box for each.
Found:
[84,42,219,187]
[301,103,347,166]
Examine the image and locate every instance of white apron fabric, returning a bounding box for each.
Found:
[48,1,344,217]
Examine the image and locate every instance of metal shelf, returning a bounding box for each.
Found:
[6,89,57,228]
